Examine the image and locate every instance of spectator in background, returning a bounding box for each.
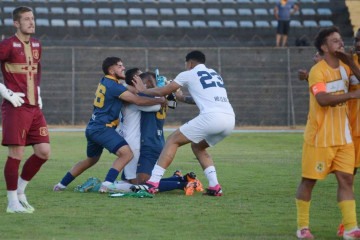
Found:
[274,0,299,47]
[298,52,323,81]
[0,6,50,214]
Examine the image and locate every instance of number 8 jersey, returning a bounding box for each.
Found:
[173,64,234,116]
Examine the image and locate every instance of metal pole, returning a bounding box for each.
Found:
[71,47,75,125]
[287,48,296,128]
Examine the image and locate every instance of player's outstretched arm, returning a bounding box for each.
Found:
[120,91,165,106]
[133,77,180,97]
[175,89,196,105]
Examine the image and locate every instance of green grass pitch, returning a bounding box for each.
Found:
[0,131,358,239]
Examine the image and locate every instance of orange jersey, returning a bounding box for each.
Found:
[348,54,360,136]
[304,60,352,147]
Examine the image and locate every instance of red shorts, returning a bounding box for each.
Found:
[1,101,50,146]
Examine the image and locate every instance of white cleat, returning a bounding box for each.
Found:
[18,194,35,213]
[53,183,66,192]
[6,202,32,214]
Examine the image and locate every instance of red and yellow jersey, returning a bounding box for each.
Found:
[348,54,360,136]
[0,34,41,106]
[304,59,352,147]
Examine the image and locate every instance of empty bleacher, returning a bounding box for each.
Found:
[0,0,354,47]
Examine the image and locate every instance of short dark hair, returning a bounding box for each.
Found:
[314,26,340,55]
[139,72,156,81]
[102,57,121,75]
[185,50,206,64]
[125,68,141,85]
[13,6,33,21]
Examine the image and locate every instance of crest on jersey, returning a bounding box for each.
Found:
[39,127,48,136]
[315,161,325,173]
[33,50,39,60]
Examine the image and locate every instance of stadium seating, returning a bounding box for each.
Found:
[0,0,353,47]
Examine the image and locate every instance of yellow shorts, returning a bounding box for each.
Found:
[301,142,355,180]
[353,136,360,168]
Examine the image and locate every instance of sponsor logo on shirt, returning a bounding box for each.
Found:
[13,42,22,48]
[33,50,39,60]
[32,42,40,47]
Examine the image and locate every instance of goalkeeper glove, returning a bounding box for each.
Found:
[0,83,25,107]
[37,86,43,109]
[166,92,177,109]
[155,68,167,87]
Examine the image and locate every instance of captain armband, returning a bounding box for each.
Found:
[311,82,326,96]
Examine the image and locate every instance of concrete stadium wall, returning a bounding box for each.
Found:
[0,47,315,127]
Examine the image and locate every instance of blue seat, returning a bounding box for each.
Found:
[82,8,96,14]
[4,19,13,26]
[66,7,81,15]
[238,8,252,15]
[255,20,270,27]
[253,0,267,3]
[144,8,158,15]
[83,20,97,27]
[223,20,238,28]
[191,8,205,15]
[192,20,207,28]
[161,20,175,27]
[254,8,268,15]
[223,8,237,15]
[176,8,190,15]
[208,20,222,28]
[98,20,113,27]
[129,20,144,27]
[4,7,15,13]
[207,8,221,15]
[290,20,302,27]
[98,8,112,14]
[67,20,81,27]
[51,7,65,14]
[239,21,254,28]
[51,19,65,27]
[36,18,50,26]
[35,7,49,14]
[317,8,332,15]
[237,0,251,3]
[303,20,317,27]
[177,20,191,28]
[114,20,128,27]
[160,8,174,15]
[113,8,127,15]
[145,20,160,27]
[319,20,333,27]
[301,8,316,15]
[129,8,142,15]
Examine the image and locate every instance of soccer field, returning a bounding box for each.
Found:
[0,131,357,240]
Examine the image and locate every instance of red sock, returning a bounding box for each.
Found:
[4,157,21,191]
[20,154,47,181]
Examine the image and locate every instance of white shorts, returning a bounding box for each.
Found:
[123,148,140,180]
[180,112,235,147]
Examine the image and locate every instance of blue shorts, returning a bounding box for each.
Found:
[85,127,128,157]
[137,147,162,175]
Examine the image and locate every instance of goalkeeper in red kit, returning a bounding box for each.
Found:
[0,6,50,213]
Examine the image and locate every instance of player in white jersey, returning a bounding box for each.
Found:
[116,68,161,183]
[131,50,235,196]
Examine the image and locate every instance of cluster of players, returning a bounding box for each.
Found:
[5,5,360,240]
[0,6,235,213]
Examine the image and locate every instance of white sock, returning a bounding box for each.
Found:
[204,166,219,187]
[148,164,166,184]
[102,181,112,186]
[7,190,19,206]
[113,181,132,192]
[17,177,29,195]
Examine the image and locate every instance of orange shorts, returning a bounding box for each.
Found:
[353,136,360,168]
[301,142,355,180]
